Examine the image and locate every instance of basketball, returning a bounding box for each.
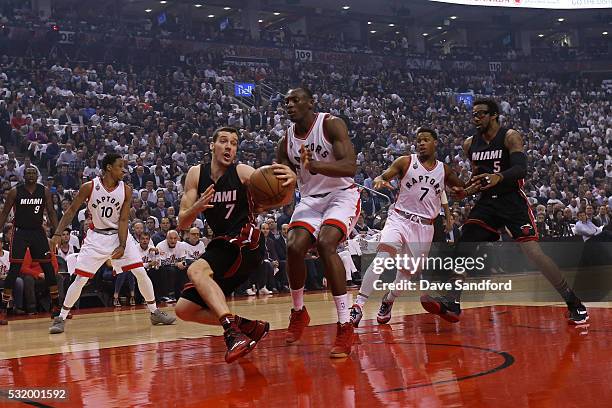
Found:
[249,165,293,207]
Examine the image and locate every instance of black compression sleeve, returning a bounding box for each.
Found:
[500,152,527,182]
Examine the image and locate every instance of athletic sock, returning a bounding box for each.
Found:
[291,287,304,311]
[334,294,350,324]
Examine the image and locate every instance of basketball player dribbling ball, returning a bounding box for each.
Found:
[277,87,360,358]
[176,127,296,363]
[349,128,468,327]
[421,99,589,325]
[49,153,176,334]
[0,167,61,325]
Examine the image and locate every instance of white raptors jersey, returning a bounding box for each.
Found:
[287,113,354,196]
[395,154,445,220]
[88,177,125,230]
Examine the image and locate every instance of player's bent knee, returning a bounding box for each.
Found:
[316,236,341,257]
[175,299,196,321]
[187,259,213,281]
[287,238,310,259]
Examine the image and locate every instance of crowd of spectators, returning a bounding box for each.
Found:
[0,2,610,311]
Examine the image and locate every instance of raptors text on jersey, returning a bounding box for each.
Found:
[394,154,445,220]
[88,177,125,230]
[286,113,354,196]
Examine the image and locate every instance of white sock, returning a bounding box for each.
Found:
[359,251,392,299]
[146,301,157,313]
[291,287,304,311]
[355,293,368,308]
[59,308,70,320]
[131,268,157,312]
[62,275,89,311]
[334,294,350,324]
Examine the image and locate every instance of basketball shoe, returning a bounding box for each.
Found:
[377,292,394,324]
[150,309,176,325]
[224,326,256,363]
[236,316,270,344]
[330,322,354,358]
[349,304,363,328]
[420,294,461,323]
[285,306,310,343]
[567,303,589,325]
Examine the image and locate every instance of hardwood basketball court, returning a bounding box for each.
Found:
[1,273,610,407]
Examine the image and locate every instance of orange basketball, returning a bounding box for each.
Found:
[249,165,294,207]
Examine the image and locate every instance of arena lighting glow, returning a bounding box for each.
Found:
[389,23,395,27]
[450,16,457,19]
[395,31,400,34]
[422,32,429,36]
[367,21,372,24]
[430,0,612,9]
[145,9,152,13]
[604,31,609,35]
[557,18,565,22]
[437,26,443,29]
[258,19,263,22]
[160,1,167,4]
[273,12,281,15]
[208,14,215,18]
[342,5,350,10]
[538,34,544,37]
[370,30,376,33]
[224,7,231,10]
[194,4,202,8]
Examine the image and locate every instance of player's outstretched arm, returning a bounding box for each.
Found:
[0,188,17,230]
[305,116,356,178]
[178,165,214,231]
[44,187,58,235]
[374,156,409,190]
[50,181,93,250]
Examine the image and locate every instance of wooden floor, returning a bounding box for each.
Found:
[1,273,611,407]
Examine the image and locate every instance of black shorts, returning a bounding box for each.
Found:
[180,238,262,309]
[465,191,538,242]
[10,227,51,263]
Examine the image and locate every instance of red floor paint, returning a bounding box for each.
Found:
[1,306,610,408]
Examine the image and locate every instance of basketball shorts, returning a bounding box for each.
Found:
[465,191,538,242]
[180,238,262,309]
[10,227,51,263]
[73,231,144,278]
[379,210,434,259]
[288,186,361,240]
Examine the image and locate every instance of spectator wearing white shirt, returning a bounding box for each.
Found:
[155,230,187,302]
[16,157,42,183]
[183,228,206,261]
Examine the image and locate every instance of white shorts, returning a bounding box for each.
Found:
[379,210,434,259]
[289,186,361,239]
[74,231,144,278]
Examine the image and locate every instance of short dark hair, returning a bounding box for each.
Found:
[416,127,438,139]
[212,126,239,142]
[101,153,123,172]
[287,87,314,101]
[473,99,500,118]
[297,87,314,100]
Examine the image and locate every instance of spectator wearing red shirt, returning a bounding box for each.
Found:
[21,248,59,314]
